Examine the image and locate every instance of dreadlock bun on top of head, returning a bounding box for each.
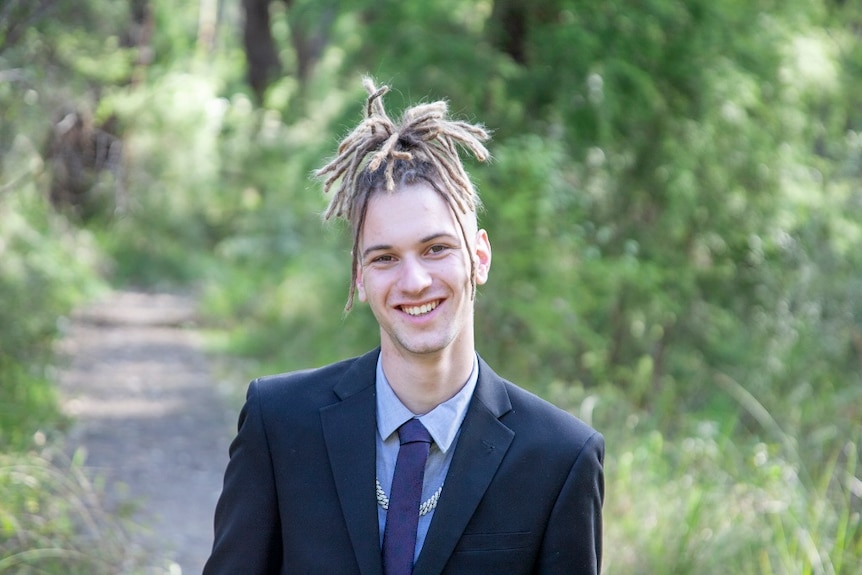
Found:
[315,77,491,222]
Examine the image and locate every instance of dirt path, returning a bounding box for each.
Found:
[56,290,235,574]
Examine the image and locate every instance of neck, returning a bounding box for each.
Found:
[380,343,475,415]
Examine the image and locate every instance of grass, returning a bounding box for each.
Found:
[0,448,146,574]
[547,379,862,574]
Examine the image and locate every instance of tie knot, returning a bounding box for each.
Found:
[398,418,431,446]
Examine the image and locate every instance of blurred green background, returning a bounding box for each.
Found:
[1,0,860,572]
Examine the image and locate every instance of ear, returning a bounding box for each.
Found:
[473,229,492,285]
[356,264,368,302]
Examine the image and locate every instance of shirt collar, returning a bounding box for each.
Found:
[375,354,478,453]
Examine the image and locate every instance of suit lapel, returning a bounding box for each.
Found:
[320,350,384,575]
[413,358,514,575]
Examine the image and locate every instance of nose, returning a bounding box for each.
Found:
[397,255,432,294]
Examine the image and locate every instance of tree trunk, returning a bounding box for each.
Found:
[488,0,529,64]
[242,0,281,102]
[282,0,335,89]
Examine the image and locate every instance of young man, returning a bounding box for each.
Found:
[204,79,604,575]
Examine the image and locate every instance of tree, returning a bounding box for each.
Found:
[241,0,336,102]
[242,0,281,101]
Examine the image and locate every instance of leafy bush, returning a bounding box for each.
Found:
[0,177,104,451]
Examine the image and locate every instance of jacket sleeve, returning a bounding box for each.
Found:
[203,379,282,574]
[535,430,605,575]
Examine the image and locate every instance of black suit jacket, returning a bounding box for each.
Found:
[204,349,604,574]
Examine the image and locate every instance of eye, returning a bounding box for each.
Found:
[428,244,448,255]
[371,254,395,264]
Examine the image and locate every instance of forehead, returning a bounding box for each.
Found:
[359,182,465,246]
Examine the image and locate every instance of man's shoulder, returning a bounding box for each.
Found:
[254,354,360,386]
[499,381,604,474]
[477,359,600,449]
[504,380,597,434]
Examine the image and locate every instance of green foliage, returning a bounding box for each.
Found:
[92,72,233,286]
[0,449,146,574]
[1,0,861,572]
[196,89,384,371]
[550,382,862,574]
[326,0,833,415]
[0,178,104,450]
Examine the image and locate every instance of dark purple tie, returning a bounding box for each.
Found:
[382,418,432,575]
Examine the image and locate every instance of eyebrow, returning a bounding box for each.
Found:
[361,232,460,260]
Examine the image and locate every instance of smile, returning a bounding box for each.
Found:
[401,300,440,316]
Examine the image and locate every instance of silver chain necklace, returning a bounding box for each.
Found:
[376,478,443,516]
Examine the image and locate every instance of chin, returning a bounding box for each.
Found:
[397,334,460,356]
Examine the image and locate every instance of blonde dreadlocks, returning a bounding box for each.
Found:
[315,78,492,311]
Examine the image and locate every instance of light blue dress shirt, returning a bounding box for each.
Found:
[375,354,479,562]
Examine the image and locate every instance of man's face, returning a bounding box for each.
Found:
[356,181,491,360]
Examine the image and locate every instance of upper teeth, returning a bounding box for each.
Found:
[404,301,439,316]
